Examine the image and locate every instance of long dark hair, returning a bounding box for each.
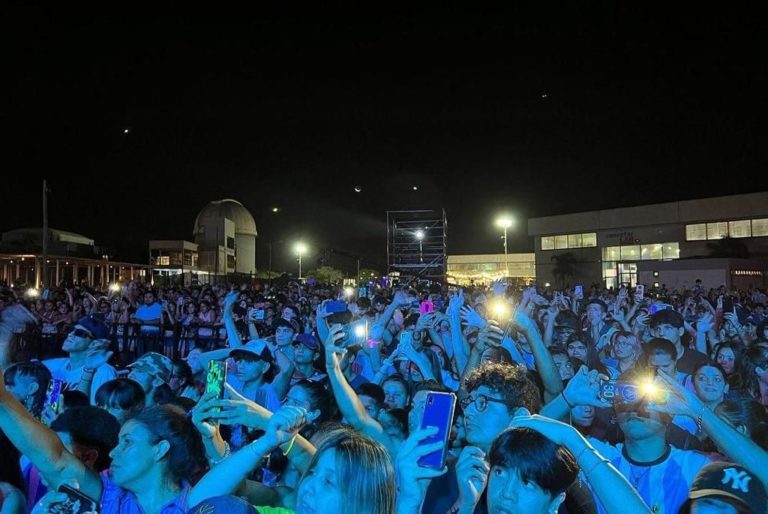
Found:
[4,361,51,418]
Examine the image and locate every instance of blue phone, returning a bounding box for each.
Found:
[326,301,348,313]
[418,392,456,469]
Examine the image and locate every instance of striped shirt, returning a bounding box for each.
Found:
[588,438,711,514]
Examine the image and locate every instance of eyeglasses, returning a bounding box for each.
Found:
[70,328,93,339]
[460,393,508,413]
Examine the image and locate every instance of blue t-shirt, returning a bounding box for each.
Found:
[99,471,189,514]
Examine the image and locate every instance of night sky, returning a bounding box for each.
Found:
[6,6,768,274]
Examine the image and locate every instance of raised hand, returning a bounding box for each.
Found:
[508,411,579,447]
[696,312,714,333]
[394,426,448,509]
[324,324,347,370]
[460,305,487,329]
[562,365,611,409]
[84,346,113,370]
[263,405,307,448]
[646,369,703,419]
[224,291,239,311]
[477,323,504,348]
[455,446,489,509]
[447,289,464,317]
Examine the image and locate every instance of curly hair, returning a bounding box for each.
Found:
[463,362,542,414]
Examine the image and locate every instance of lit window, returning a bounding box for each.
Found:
[752,218,768,237]
[728,220,751,238]
[620,245,640,260]
[707,222,729,240]
[641,244,663,260]
[567,234,583,248]
[541,236,554,250]
[582,233,597,247]
[554,235,568,249]
[603,246,621,261]
[686,224,707,241]
[662,242,680,259]
[158,256,169,265]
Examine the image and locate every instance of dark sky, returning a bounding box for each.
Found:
[6,6,768,274]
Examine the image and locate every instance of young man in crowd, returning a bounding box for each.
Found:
[43,315,116,404]
[126,351,174,406]
[649,309,708,374]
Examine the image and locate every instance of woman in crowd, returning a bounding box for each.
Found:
[94,378,146,424]
[3,362,51,419]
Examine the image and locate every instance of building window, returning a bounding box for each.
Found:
[603,246,621,261]
[728,220,751,238]
[686,224,707,241]
[158,256,169,266]
[641,244,663,260]
[662,242,680,259]
[620,245,640,260]
[226,236,236,250]
[541,232,596,250]
[752,218,768,237]
[706,222,729,240]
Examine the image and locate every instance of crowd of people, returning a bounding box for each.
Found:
[0,277,767,514]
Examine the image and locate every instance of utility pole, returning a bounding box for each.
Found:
[42,180,49,289]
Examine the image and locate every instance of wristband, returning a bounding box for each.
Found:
[282,435,298,456]
[561,390,575,409]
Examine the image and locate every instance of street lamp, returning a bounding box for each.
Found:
[415,230,425,263]
[294,242,308,279]
[495,216,515,278]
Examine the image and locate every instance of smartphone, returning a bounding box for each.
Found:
[340,319,368,349]
[45,379,65,414]
[574,285,583,299]
[358,287,368,298]
[54,485,100,514]
[205,361,228,423]
[418,392,456,469]
[420,300,434,315]
[636,284,644,300]
[248,308,265,321]
[326,301,348,314]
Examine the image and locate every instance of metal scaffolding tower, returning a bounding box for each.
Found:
[387,209,447,282]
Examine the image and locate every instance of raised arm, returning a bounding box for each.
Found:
[0,369,102,500]
[510,414,651,514]
[514,309,563,401]
[187,406,308,508]
[323,324,395,452]
[270,348,296,401]
[222,291,245,349]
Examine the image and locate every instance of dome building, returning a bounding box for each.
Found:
[193,199,257,274]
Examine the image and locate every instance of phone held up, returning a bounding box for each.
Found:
[53,485,100,514]
[205,360,228,424]
[418,392,456,469]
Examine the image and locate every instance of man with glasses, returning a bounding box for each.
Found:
[43,315,116,403]
[422,362,542,514]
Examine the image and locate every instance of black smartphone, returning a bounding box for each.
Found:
[418,392,456,469]
[205,360,228,423]
[53,485,100,514]
[45,379,65,414]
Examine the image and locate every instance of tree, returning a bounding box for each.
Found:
[306,266,344,285]
[706,237,750,259]
[550,252,579,289]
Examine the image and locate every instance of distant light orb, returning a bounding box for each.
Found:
[415,230,425,240]
[354,186,362,193]
[272,207,279,213]
[123,128,130,134]
[412,186,418,191]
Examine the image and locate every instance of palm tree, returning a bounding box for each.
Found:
[706,237,750,259]
[551,252,579,289]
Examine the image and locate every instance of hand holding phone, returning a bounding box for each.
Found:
[418,392,456,469]
[205,361,228,424]
[54,485,100,514]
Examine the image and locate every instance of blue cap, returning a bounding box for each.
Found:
[76,314,109,339]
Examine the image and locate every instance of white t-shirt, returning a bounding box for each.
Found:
[587,437,711,514]
[43,357,118,404]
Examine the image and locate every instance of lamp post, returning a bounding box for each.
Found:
[495,216,514,278]
[294,242,308,279]
[415,230,425,263]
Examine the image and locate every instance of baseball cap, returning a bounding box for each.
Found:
[681,462,766,514]
[293,333,319,351]
[230,339,274,364]
[187,496,258,514]
[76,314,110,339]
[273,317,298,333]
[127,352,174,383]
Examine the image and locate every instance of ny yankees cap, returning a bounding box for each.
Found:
[686,462,766,513]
